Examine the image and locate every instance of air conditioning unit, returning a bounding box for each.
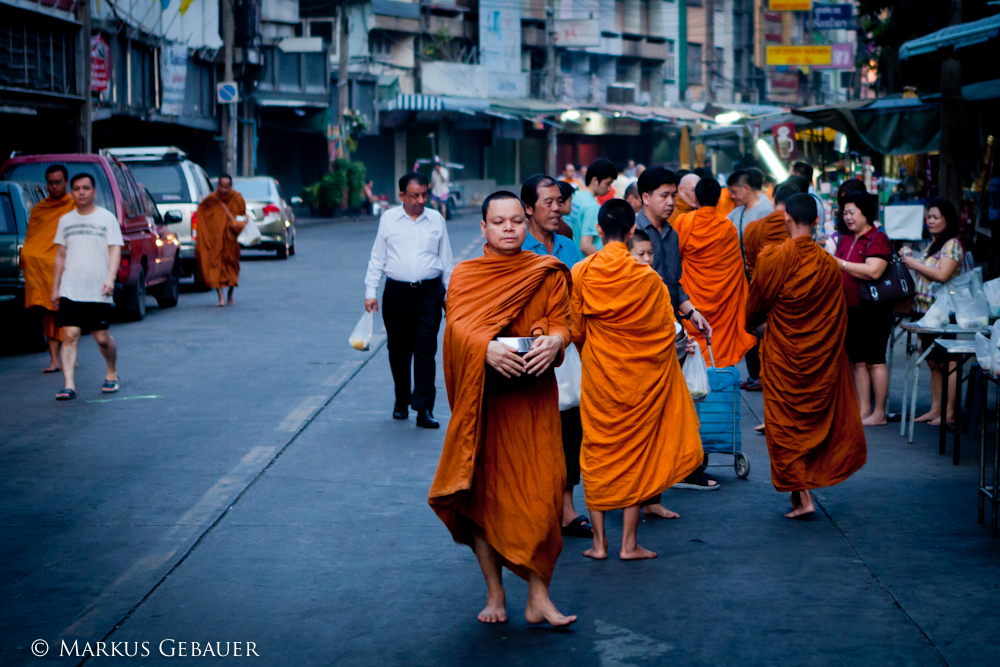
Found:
[606,83,636,104]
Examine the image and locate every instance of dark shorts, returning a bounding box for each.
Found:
[57,298,111,334]
[845,304,894,366]
[560,407,582,490]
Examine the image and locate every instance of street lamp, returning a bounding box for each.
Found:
[755,139,789,182]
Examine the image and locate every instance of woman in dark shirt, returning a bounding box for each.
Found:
[835,192,893,426]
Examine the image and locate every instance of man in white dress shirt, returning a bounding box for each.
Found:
[365,172,455,428]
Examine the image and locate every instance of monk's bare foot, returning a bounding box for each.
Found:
[620,545,657,560]
[754,423,765,433]
[42,363,60,373]
[915,410,940,423]
[861,412,887,426]
[642,504,679,519]
[525,596,577,627]
[215,301,225,307]
[477,594,507,624]
[227,297,235,306]
[583,539,608,560]
[785,490,815,519]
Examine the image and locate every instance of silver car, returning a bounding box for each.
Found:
[230,177,297,259]
[104,147,212,278]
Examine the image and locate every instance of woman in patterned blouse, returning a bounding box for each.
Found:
[901,198,965,425]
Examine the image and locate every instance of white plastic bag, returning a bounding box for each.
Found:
[913,289,953,329]
[682,340,711,402]
[555,344,582,411]
[976,333,996,376]
[237,218,262,246]
[954,286,989,329]
[349,311,373,351]
[984,277,1000,316]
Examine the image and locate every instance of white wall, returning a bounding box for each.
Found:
[92,0,222,48]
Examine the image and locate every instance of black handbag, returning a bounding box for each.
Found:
[857,232,915,306]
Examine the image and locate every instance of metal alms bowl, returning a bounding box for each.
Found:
[675,321,688,361]
[496,336,536,356]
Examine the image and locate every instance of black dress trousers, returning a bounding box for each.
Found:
[382,276,445,411]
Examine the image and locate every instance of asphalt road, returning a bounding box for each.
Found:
[1,214,997,666]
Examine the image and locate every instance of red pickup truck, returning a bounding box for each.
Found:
[1,153,181,320]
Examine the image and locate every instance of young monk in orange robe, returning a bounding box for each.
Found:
[674,177,757,368]
[428,192,576,627]
[571,200,703,560]
[742,183,799,278]
[746,193,867,519]
[21,166,76,371]
[195,174,246,306]
[717,186,736,218]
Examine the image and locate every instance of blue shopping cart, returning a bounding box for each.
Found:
[697,345,750,479]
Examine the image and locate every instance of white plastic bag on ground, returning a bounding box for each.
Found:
[954,286,989,329]
[682,340,711,402]
[237,219,262,246]
[349,311,373,351]
[984,277,1000,316]
[555,344,582,411]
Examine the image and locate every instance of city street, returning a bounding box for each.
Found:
[2,214,998,666]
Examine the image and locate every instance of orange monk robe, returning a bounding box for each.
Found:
[570,242,703,511]
[746,237,867,492]
[195,190,246,288]
[717,187,736,218]
[674,206,757,368]
[742,210,789,278]
[22,194,76,340]
[428,248,572,584]
[667,196,694,225]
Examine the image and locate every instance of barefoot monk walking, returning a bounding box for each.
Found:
[428,192,576,627]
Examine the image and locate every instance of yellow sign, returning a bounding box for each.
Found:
[769,0,812,9]
[766,46,832,66]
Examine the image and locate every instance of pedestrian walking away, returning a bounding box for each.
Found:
[570,200,703,560]
[430,157,450,219]
[195,174,246,306]
[428,191,575,627]
[519,174,589,538]
[21,164,76,373]
[745,193,867,519]
[50,174,123,401]
[365,172,454,428]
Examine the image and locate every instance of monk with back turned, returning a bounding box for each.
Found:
[428,191,576,627]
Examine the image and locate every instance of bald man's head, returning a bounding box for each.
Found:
[678,174,701,209]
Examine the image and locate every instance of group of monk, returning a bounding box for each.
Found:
[425,164,867,628]
[21,168,248,377]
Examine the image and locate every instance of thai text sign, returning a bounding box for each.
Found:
[766,45,831,66]
[91,34,110,93]
[769,0,811,10]
[812,4,853,29]
[160,43,188,116]
[553,19,600,47]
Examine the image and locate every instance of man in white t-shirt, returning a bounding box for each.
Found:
[51,173,124,401]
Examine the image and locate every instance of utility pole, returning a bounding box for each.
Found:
[545,0,557,175]
[703,0,715,102]
[938,0,963,211]
[76,0,92,153]
[337,2,351,162]
[221,0,237,175]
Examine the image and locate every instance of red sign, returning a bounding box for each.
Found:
[772,121,798,160]
[91,34,110,93]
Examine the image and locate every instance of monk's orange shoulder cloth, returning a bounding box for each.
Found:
[570,242,702,511]
[746,237,867,492]
[22,195,75,312]
[674,206,757,368]
[668,197,693,225]
[717,187,736,218]
[195,193,241,288]
[428,248,571,584]
[743,210,789,278]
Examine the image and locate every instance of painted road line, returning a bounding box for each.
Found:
[458,236,482,261]
[87,395,163,404]
[277,395,328,432]
[322,360,365,387]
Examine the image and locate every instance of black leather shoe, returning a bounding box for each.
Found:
[416,409,440,429]
[392,406,408,420]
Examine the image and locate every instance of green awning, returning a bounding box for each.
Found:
[899,14,1000,59]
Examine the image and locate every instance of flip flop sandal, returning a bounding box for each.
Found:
[102,380,120,394]
[56,388,76,401]
[42,367,61,374]
[561,516,594,538]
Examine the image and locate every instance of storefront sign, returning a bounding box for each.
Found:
[479,0,526,98]
[768,71,799,103]
[766,45,832,66]
[772,121,798,159]
[90,34,110,93]
[159,43,188,117]
[812,4,853,29]
[553,19,600,47]
[813,43,854,69]
[769,0,811,10]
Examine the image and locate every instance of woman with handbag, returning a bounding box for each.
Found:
[835,192,894,426]
[900,198,967,425]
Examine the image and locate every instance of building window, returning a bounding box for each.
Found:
[616,59,632,83]
[687,43,702,85]
[715,46,724,70]
[665,39,675,81]
[369,31,392,57]
[560,52,573,74]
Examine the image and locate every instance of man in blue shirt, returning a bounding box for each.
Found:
[520,174,589,539]
[566,158,616,257]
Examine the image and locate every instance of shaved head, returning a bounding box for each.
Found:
[678,174,700,209]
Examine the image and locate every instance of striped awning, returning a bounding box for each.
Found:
[384,94,442,111]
